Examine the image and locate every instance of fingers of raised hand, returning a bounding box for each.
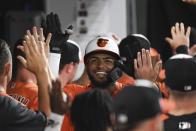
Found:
[45,33,52,47]
[141,49,147,65]
[137,52,142,68]
[165,37,173,47]
[175,22,180,33]
[17,45,24,52]
[171,26,176,38]
[39,28,45,42]
[30,35,39,52]
[24,34,39,54]
[186,26,191,37]
[26,30,31,37]
[180,23,185,35]
[174,22,185,35]
[33,26,39,43]
[22,40,30,56]
[17,56,27,68]
[146,50,152,68]
[38,41,45,54]
[134,59,138,71]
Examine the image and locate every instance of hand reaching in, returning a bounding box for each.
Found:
[165,22,191,54]
[28,26,52,59]
[17,34,48,75]
[134,49,162,82]
[42,12,73,53]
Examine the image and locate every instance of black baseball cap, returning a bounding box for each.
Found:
[59,40,82,67]
[113,85,162,129]
[119,34,151,77]
[165,54,196,92]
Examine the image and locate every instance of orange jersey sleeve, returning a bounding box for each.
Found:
[118,76,135,86]
[7,81,38,110]
[61,82,124,131]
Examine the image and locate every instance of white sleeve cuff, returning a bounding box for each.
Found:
[135,79,159,91]
[45,112,64,131]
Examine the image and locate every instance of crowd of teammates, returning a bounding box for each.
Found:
[1,4,196,131]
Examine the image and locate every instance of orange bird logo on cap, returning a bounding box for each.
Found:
[97,38,109,47]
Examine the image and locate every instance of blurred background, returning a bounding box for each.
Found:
[1,0,196,67]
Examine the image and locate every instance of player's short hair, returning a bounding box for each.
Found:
[70,89,113,131]
[59,40,81,71]
[0,39,12,75]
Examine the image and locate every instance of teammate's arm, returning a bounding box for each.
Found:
[18,32,51,117]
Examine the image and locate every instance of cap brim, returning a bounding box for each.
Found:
[84,50,120,63]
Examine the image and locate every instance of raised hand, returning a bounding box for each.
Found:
[134,49,162,82]
[29,26,52,59]
[165,22,191,54]
[42,12,62,37]
[17,28,51,117]
[41,12,73,53]
[17,35,48,75]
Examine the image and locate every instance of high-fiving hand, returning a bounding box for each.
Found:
[165,22,191,54]
[134,49,162,82]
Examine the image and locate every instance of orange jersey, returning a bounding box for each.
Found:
[6,81,38,110]
[118,76,135,86]
[61,82,124,131]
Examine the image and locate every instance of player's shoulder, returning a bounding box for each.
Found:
[8,81,38,89]
[63,83,91,100]
[7,81,38,98]
[118,76,135,86]
[111,82,126,98]
[63,83,90,94]
[164,112,196,131]
[165,112,196,120]
[0,92,20,109]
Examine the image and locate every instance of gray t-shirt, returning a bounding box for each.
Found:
[0,94,47,131]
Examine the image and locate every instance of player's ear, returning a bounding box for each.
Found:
[4,62,12,76]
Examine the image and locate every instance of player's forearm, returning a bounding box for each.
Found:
[36,68,51,117]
